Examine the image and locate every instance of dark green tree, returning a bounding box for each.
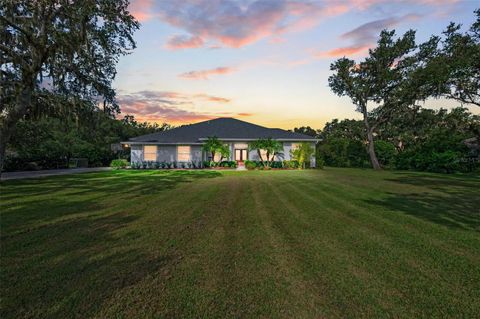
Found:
[292,126,318,137]
[329,30,417,169]
[416,10,480,107]
[0,0,139,172]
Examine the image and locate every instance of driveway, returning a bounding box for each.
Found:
[1,167,111,181]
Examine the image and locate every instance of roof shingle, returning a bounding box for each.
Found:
[129,118,316,143]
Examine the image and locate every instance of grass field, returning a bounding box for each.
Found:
[1,168,479,318]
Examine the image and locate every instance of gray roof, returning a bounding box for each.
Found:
[128,118,317,144]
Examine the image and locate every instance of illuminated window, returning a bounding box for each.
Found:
[177,146,191,161]
[291,143,300,150]
[143,145,157,161]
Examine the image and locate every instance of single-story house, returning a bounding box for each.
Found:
[123,117,319,167]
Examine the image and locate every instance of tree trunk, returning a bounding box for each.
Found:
[257,149,264,167]
[362,106,381,170]
[0,85,33,176]
[366,128,381,169]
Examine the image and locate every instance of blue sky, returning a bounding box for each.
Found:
[114,0,479,129]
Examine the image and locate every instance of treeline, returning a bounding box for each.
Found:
[327,9,479,171]
[294,107,480,173]
[6,113,169,171]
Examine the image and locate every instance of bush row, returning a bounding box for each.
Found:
[203,160,237,168]
[244,160,301,170]
[123,160,238,169]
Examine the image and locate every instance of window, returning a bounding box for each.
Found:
[144,145,157,161]
[177,146,191,161]
[291,143,300,150]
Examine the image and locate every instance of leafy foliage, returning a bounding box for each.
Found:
[317,107,479,173]
[5,114,168,171]
[110,159,129,169]
[248,138,283,167]
[329,30,418,169]
[290,142,315,169]
[201,137,228,162]
[413,10,480,107]
[0,0,139,171]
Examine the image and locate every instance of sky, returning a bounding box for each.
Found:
[114,0,479,129]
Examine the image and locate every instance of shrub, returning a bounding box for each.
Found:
[130,161,140,169]
[219,160,237,168]
[245,160,257,170]
[283,160,299,169]
[110,159,128,169]
[316,157,324,169]
[270,161,283,168]
[375,140,396,167]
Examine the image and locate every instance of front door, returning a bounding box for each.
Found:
[235,149,248,162]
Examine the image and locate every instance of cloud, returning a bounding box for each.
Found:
[340,14,420,43]
[117,90,239,124]
[314,45,370,58]
[165,35,204,50]
[179,67,236,80]
[151,0,347,49]
[314,13,420,58]
[194,94,230,103]
[129,0,154,22]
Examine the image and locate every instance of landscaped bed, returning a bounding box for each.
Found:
[1,168,479,318]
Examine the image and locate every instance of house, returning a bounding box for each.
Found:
[123,117,319,167]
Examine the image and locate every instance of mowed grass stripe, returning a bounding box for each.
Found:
[1,169,479,318]
[259,171,480,317]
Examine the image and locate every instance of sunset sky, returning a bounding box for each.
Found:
[114,0,479,129]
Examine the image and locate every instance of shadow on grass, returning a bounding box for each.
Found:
[1,170,222,234]
[1,211,178,318]
[0,170,222,318]
[366,172,480,232]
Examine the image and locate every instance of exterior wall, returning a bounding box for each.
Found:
[309,142,316,168]
[190,146,203,162]
[130,141,317,167]
[131,144,143,163]
[283,142,293,161]
[158,145,176,162]
[130,144,202,163]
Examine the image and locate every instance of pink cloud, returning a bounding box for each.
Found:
[165,35,204,50]
[314,13,421,58]
[179,67,236,80]
[154,0,346,49]
[129,0,154,22]
[194,94,231,103]
[315,45,370,58]
[115,91,256,125]
[117,90,235,125]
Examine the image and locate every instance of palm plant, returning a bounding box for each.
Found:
[218,144,231,162]
[202,136,223,161]
[249,138,283,167]
[290,142,315,169]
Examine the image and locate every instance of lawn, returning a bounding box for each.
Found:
[1,168,479,318]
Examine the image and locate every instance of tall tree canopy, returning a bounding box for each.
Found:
[416,10,480,107]
[0,0,139,171]
[329,30,417,169]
